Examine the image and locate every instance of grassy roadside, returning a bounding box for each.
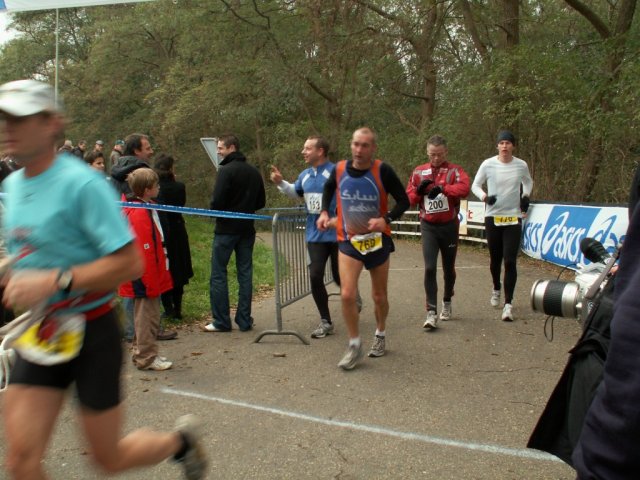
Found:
[172,216,275,324]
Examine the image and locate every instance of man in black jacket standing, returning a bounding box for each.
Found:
[110,133,154,195]
[204,134,266,333]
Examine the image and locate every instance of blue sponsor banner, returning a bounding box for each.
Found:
[522,203,627,269]
[540,206,599,265]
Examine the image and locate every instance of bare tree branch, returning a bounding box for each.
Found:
[564,0,611,38]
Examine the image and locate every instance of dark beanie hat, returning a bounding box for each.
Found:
[497,130,516,145]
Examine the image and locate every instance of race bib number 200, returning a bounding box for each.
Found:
[424,194,449,214]
[350,232,383,255]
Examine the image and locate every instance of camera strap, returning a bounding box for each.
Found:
[585,250,619,300]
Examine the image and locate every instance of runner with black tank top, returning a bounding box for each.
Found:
[317,128,409,370]
[471,130,533,322]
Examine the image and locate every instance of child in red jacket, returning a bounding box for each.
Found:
[119,168,174,370]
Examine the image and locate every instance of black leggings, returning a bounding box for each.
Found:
[485,217,522,304]
[420,220,459,311]
[307,242,340,322]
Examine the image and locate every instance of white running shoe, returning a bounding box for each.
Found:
[423,310,438,330]
[490,290,501,308]
[440,301,452,321]
[146,357,173,371]
[502,303,514,322]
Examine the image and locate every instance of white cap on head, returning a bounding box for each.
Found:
[0,79,62,117]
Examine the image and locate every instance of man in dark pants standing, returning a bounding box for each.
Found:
[204,134,266,333]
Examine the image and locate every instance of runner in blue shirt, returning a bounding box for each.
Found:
[0,79,206,480]
[271,136,359,338]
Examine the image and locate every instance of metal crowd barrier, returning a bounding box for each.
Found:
[254,212,333,345]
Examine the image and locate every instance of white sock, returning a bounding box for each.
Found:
[375,330,385,337]
[348,337,361,348]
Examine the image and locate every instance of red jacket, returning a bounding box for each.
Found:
[118,200,173,298]
[406,161,470,224]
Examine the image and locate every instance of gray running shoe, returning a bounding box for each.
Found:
[174,414,208,480]
[490,289,501,308]
[338,343,364,370]
[440,301,452,321]
[310,320,334,339]
[423,310,438,330]
[368,335,386,357]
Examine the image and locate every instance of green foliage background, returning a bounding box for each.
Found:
[1,0,638,205]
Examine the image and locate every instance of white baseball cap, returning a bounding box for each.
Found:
[0,79,62,117]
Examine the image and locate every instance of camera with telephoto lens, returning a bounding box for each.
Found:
[530,238,617,323]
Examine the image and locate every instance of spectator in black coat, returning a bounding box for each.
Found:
[154,153,194,320]
[110,133,154,195]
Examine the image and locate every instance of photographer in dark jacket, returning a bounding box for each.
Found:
[572,202,640,478]
[204,134,266,333]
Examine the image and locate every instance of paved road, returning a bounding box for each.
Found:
[0,237,580,479]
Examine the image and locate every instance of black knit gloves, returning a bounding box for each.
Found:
[417,179,433,196]
[520,195,530,213]
[427,185,443,200]
[485,195,497,206]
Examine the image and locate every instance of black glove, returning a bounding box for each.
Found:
[417,179,433,196]
[427,185,443,200]
[486,195,497,206]
[520,195,530,213]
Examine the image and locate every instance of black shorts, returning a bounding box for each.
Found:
[338,234,395,270]
[9,309,123,411]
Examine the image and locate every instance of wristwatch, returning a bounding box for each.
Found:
[383,213,392,224]
[57,270,73,294]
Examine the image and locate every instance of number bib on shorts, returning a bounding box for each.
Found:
[493,216,519,226]
[13,313,85,366]
[424,194,449,214]
[304,193,322,214]
[350,232,383,255]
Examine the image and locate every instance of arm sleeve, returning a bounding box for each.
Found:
[521,163,533,197]
[176,182,187,207]
[443,167,471,199]
[405,168,423,207]
[78,178,133,256]
[321,169,337,212]
[210,169,230,211]
[110,161,147,182]
[471,162,488,200]
[277,180,301,199]
[628,166,640,219]
[381,163,410,221]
